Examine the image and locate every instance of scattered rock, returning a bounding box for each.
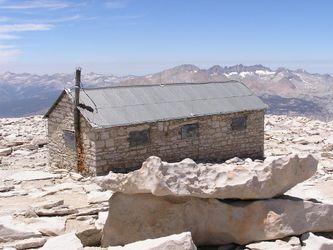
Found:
[0,190,28,198]
[41,233,83,250]
[2,114,333,249]
[0,216,41,243]
[22,208,38,218]
[52,168,69,174]
[301,232,333,250]
[87,191,112,204]
[107,232,197,250]
[25,216,67,236]
[75,225,102,247]
[225,157,243,164]
[22,143,38,151]
[77,216,96,222]
[75,206,108,217]
[0,147,12,156]
[32,199,64,209]
[102,193,333,247]
[11,150,31,157]
[95,211,108,230]
[1,237,47,250]
[41,182,81,194]
[292,137,310,145]
[31,137,48,148]
[247,236,301,250]
[96,154,317,200]
[71,172,84,181]
[5,140,24,147]
[83,183,103,193]
[0,186,14,193]
[6,171,61,182]
[35,207,78,217]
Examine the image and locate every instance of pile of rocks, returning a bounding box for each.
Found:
[2,114,333,249]
[0,116,112,250]
[96,154,333,249]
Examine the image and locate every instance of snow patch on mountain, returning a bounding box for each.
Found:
[255,70,276,76]
[239,71,254,78]
[224,72,238,77]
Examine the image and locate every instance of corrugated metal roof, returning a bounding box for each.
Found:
[68,81,267,128]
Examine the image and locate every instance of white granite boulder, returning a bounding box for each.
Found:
[95,211,108,230]
[1,237,47,250]
[24,216,67,236]
[96,154,317,200]
[101,193,333,247]
[301,232,333,250]
[108,232,196,250]
[6,171,61,182]
[246,236,301,250]
[41,233,83,250]
[0,147,12,157]
[0,216,41,243]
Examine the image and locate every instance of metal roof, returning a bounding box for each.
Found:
[67,81,267,128]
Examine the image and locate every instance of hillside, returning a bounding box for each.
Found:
[0,72,134,117]
[121,64,333,120]
[1,64,333,120]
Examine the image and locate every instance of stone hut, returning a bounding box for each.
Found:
[45,80,267,176]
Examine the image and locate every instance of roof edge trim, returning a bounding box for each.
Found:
[44,89,67,118]
[87,107,267,130]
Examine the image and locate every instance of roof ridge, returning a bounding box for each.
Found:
[77,80,242,91]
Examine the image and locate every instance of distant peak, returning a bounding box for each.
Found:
[208,65,224,73]
[171,64,200,72]
[223,64,271,73]
[295,68,309,74]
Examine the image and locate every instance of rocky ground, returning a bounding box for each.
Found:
[0,115,333,249]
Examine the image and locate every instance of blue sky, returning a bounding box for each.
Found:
[0,0,332,75]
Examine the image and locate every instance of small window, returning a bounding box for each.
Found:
[63,130,76,150]
[231,117,247,131]
[181,123,198,139]
[128,129,150,147]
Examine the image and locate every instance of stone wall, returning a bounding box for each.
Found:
[47,93,77,171]
[92,109,265,175]
[48,92,265,176]
[47,93,97,175]
[79,114,97,175]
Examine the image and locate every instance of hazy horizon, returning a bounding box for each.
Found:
[1,61,333,76]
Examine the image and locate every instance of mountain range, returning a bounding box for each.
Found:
[1,64,333,120]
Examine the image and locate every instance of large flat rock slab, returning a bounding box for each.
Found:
[286,179,333,205]
[96,154,317,199]
[301,232,333,250]
[41,232,83,250]
[23,216,67,236]
[1,237,47,250]
[246,236,301,250]
[6,171,61,182]
[0,216,42,243]
[108,232,196,250]
[102,193,333,247]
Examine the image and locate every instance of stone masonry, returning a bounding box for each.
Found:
[47,92,97,175]
[91,110,265,175]
[47,92,265,176]
[48,93,77,171]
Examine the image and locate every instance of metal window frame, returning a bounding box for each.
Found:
[231,116,247,131]
[128,129,150,147]
[181,123,199,139]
